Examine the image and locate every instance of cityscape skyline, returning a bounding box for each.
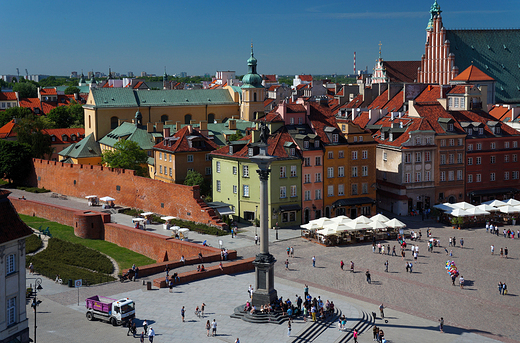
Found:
[3,0,519,77]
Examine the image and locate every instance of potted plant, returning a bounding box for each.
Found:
[456,216,464,229]
[451,217,458,229]
[512,216,516,225]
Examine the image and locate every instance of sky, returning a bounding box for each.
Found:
[2,0,519,77]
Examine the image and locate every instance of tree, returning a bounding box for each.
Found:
[47,106,74,128]
[64,86,80,95]
[68,103,85,127]
[101,140,148,176]
[184,170,210,196]
[12,82,37,98]
[0,140,32,183]
[0,107,33,127]
[227,131,243,142]
[13,115,53,159]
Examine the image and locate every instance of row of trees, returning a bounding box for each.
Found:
[0,103,83,129]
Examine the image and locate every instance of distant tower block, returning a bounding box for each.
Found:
[353,52,356,75]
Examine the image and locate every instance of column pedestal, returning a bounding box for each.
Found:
[251,253,277,307]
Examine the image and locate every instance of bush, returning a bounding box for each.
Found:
[25,234,42,254]
[17,186,50,193]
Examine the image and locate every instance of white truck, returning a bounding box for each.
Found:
[85,295,135,326]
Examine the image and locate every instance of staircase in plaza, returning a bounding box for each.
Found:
[334,310,375,343]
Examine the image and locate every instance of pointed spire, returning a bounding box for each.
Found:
[378,41,382,60]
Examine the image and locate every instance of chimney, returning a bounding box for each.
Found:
[163,127,171,138]
[479,85,488,112]
[190,120,197,125]
[147,122,154,133]
[176,121,182,131]
[511,107,520,121]
[155,122,163,132]
[187,125,193,134]
[200,121,207,130]
[368,110,372,120]
[229,119,237,130]
[252,129,260,143]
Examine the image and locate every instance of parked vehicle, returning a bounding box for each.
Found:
[85,295,135,326]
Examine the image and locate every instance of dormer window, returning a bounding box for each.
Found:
[51,135,56,142]
[248,148,253,157]
[478,128,484,135]
[496,127,501,134]
[467,128,472,136]
[62,135,68,141]
[303,141,309,149]
[290,148,295,156]
[71,135,76,141]
[229,146,233,154]
[332,134,338,143]
[314,140,320,148]
[448,124,454,131]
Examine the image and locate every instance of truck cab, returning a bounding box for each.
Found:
[86,296,135,326]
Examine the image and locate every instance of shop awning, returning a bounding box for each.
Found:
[279,204,302,212]
[469,188,519,196]
[332,197,376,208]
[206,201,235,216]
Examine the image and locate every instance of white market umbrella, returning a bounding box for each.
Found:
[505,199,520,206]
[386,218,407,228]
[322,222,350,232]
[161,216,176,221]
[332,215,351,222]
[476,204,498,212]
[309,217,334,227]
[317,227,337,236]
[482,199,507,207]
[301,222,320,230]
[499,205,520,214]
[448,208,472,217]
[132,218,146,223]
[370,214,390,222]
[466,207,490,216]
[353,215,372,224]
[85,195,97,199]
[141,212,154,216]
[100,196,115,202]
[346,221,371,231]
[369,220,388,230]
[452,202,475,210]
[433,203,453,211]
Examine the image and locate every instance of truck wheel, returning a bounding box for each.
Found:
[86,312,93,321]
[110,317,117,326]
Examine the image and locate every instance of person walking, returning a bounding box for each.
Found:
[379,303,385,319]
[143,320,148,336]
[148,327,155,343]
[505,247,509,258]
[211,319,217,336]
[451,274,456,286]
[498,281,503,295]
[449,237,452,247]
[287,320,292,337]
[285,259,289,270]
[340,260,344,270]
[290,246,294,257]
[248,285,254,298]
[312,256,316,267]
[439,317,444,333]
[206,320,211,336]
[231,227,234,238]
[460,238,464,248]
[392,245,396,256]
[181,306,185,322]
[365,270,371,284]
[503,282,508,295]
[127,318,134,336]
[409,262,413,273]
[304,284,309,298]
[350,261,354,273]
[491,245,495,255]
[140,331,145,343]
[384,260,389,272]
[254,234,258,245]
[353,328,359,343]
[500,248,504,258]
[459,275,464,289]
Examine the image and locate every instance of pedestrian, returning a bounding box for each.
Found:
[235,338,240,343]
[379,303,385,319]
[29,263,34,274]
[181,306,185,322]
[406,263,409,273]
[500,248,504,258]
[505,247,508,259]
[169,279,174,292]
[143,320,148,336]
[503,282,508,295]
[304,284,309,298]
[444,247,449,255]
[211,319,217,336]
[453,237,456,247]
[254,234,258,245]
[148,327,155,343]
[127,318,134,336]
[392,245,396,256]
[372,243,376,253]
[384,260,389,272]
[365,270,371,284]
[201,303,205,317]
[206,320,211,336]
[312,255,316,267]
[498,281,503,295]
[285,259,289,270]
[140,331,145,343]
[290,246,294,257]
[409,262,413,273]
[381,245,385,255]
[439,317,444,333]
[287,320,291,337]
[248,284,254,298]
[460,238,464,248]
[353,328,359,343]
[451,274,456,286]
[231,227,234,238]
[486,223,490,232]
[449,237,452,246]
[287,246,290,257]
[449,250,453,257]
[350,261,354,273]
[459,275,464,289]
[491,245,494,255]
[340,260,344,270]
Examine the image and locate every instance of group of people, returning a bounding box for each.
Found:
[491,245,510,258]
[372,325,386,343]
[498,281,508,295]
[126,319,155,343]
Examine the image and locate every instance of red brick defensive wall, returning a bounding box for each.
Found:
[27,159,225,228]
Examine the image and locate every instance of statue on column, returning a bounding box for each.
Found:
[259,122,270,145]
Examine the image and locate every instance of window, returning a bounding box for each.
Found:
[491,156,496,164]
[426,137,432,145]
[338,151,344,158]
[505,155,510,163]
[440,139,446,147]
[425,151,431,162]
[159,165,163,174]
[362,150,368,159]
[6,254,15,274]
[457,170,463,180]
[476,157,481,165]
[440,171,446,182]
[477,143,482,150]
[351,183,358,195]
[514,154,518,162]
[467,128,472,136]
[327,185,334,197]
[290,148,295,156]
[476,174,481,182]
[216,161,221,173]
[315,189,322,200]
[304,174,311,183]
[304,190,311,201]
[468,144,473,151]
[449,139,455,146]
[205,153,210,161]
[327,167,334,178]
[315,173,321,182]
[169,154,172,162]
[467,157,473,165]
[405,173,411,183]
[216,180,221,192]
[159,152,162,160]
[416,137,422,145]
[416,172,422,182]
[505,142,510,149]
[248,148,254,157]
[514,141,518,148]
[405,153,411,163]
[7,297,16,326]
[491,142,496,150]
[478,128,484,135]
[468,174,473,183]
[338,184,345,196]
[205,167,210,175]
[315,156,321,166]
[332,134,339,143]
[458,138,463,146]
[290,165,297,177]
[359,136,363,142]
[460,98,465,108]
[448,171,454,181]
[338,166,344,177]
[328,151,333,159]
[505,172,510,180]
[290,185,297,197]
[351,166,358,177]
[352,151,358,160]
[448,124,454,131]
[233,166,237,175]
[383,152,387,161]
[457,153,462,164]
[304,157,311,167]
[425,171,431,181]
[303,141,309,149]
[449,154,454,164]
[314,140,320,148]
[187,155,194,162]
[440,154,446,165]
[415,152,422,163]
[280,166,286,178]
[362,183,368,194]
[513,171,519,180]
[454,97,459,108]
[243,165,249,177]
[232,185,237,194]
[490,173,496,181]
[243,185,250,197]
[280,186,286,198]
[362,166,368,176]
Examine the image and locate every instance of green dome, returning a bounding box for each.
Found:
[242,44,263,89]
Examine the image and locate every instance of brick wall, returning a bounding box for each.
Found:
[27,159,225,228]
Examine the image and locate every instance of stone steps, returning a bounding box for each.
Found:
[290,308,342,343]
[230,305,289,324]
[334,310,375,343]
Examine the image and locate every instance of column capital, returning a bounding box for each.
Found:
[256,168,271,181]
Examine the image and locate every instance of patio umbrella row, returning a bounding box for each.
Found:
[433,199,520,217]
[302,214,406,236]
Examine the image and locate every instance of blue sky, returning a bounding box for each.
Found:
[3,0,518,77]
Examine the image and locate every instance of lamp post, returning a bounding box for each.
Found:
[33,278,43,343]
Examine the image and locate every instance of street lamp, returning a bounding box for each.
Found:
[33,278,43,343]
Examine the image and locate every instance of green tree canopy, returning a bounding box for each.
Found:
[0,107,33,127]
[0,140,32,183]
[12,82,37,98]
[46,104,84,128]
[13,115,53,159]
[101,140,148,177]
[184,170,210,196]
[227,131,243,142]
[64,86,80,95]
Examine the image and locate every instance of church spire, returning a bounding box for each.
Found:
[427,0,442,30]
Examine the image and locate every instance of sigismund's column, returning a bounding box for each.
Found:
[250,139,277,307]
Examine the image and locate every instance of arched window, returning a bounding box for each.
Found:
[184,114,192,124]
[110,116,119,129]
[207,113,215,123]
[161,115,168,123]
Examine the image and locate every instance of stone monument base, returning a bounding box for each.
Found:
[251,253,277,307]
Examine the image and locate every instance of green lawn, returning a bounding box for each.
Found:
[20,214,155,270]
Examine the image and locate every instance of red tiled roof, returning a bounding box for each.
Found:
[268,85,281,91]
[0,190,34,244]
[299,75,313,82]
[353,112,371,129]
[414,85,441,103]
[368,90,389,110]
[0,92,17,101]
[44,128,85,143]
[383,90,404,112]
[345,94,364,108]
[452,65,494,82]
[448,85,467,94]
[413,103,464,134]
[0,120,16,138]
[155,126,219,153]
[40,88,57,95]
[133,81,144,89]
[286,104,306,113]
[489,105,511,122]
[264,99,275,107]
[382,61,420,83]
[296,84,307,90]
[257,111,284,123]
[308,103,338,144]
[335,86,344,97]
[450,110,520,136]
[263,75,277,82]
